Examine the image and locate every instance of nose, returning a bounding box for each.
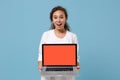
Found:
[57,18,61,22]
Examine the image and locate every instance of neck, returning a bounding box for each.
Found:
[54,29,67,39]
[54,29,66,33]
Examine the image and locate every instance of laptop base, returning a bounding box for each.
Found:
[40,67,78,76]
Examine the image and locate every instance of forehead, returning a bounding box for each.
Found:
[53,10,65,16]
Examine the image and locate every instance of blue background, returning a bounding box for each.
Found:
[0,0,120,80]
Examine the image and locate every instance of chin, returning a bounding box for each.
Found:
[58,27,64,29]
[55,26,61,29]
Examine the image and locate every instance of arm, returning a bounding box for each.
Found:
[38,61,42,71]
[38,38,43,71]
[77,61,80,70]
[38,32,47,71]
[72,34,80,70]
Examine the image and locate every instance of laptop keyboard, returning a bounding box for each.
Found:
[46,67,73,71]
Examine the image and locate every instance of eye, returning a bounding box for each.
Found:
[53,15,58,19]
[60,16,64,19]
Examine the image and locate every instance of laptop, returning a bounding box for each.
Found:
[42,44,77,72]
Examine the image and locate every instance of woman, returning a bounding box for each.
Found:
[38,6,80,80]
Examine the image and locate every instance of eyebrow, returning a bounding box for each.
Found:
[53,14,64,17]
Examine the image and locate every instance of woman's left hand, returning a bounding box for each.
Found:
[77,65,80,70]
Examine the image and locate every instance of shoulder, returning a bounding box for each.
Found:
[67,31,78,43]
[40,30,53,40]
[67,31,77,38]
[42,30,53,36]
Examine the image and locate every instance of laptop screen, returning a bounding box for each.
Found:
[42,44,77,67]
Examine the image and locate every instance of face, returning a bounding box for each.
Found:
[52,10,67,30]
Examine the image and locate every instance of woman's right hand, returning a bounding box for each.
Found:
[38,61,42,72]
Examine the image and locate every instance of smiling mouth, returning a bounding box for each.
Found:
[56,23,62,26]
